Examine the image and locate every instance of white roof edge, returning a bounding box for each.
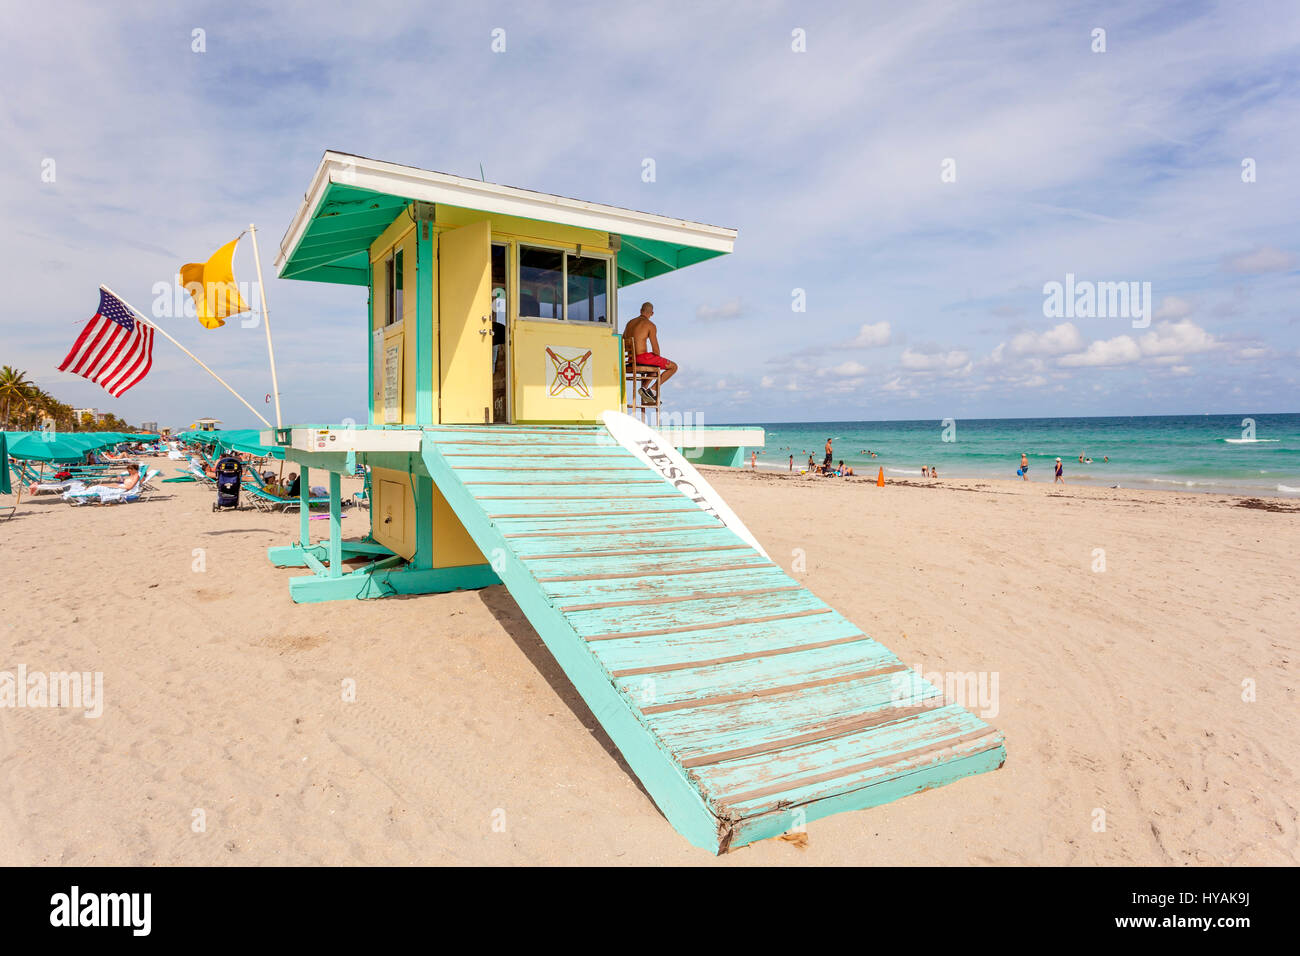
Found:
[275,151,738,271]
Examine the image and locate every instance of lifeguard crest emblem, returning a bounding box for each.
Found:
[545,346,594,398]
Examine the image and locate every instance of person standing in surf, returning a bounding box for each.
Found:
[1020,452,1030,480]
[1054,457,1065,484]
[824,437,833,470]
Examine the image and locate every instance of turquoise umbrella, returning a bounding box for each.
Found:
[0,432,11,496]
[5,431,117,462]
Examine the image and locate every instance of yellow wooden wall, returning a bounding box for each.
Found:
[433,205,619,423]
[369,465,414,559]
[512,320,621,422]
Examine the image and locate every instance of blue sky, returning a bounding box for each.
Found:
[3,0,1297,428]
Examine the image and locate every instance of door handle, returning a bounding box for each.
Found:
[479,328,491,335]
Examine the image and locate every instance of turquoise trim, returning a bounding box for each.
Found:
[680,445,743,467]
[728,746,1006,850]
[277,184,409,284]
[367,258,375,423]
[287,563,497,603]
[268,541,393,568]
[413,472,434,571]
[615,332,624,408]
[328,472,343,577]
[298,465,310,548]
[278,183,728,289]
[416,219,435,424]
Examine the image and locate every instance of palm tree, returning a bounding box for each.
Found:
[48,398,76,432]
[0,365,32,429]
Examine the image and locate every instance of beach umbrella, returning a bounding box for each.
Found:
[0,432,11,496]
[5,431,118,462]
[215,429,285,460]
[182,427,285,460]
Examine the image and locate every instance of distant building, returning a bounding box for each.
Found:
[73,407,98,422]
[140,421,159,433]
[193,417,222,431]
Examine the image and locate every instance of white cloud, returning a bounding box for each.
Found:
[845,321,892,348]
[830,360,868,376]
[1057,320,1218,368]
[900,348,969,371]
[1008,321,1083,356]
[1138,320,1217,357]
[1238,346,1269,359]
[1223,246,1295,274]
[1058,335,1142,367]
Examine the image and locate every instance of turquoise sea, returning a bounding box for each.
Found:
[745,413,1300,497]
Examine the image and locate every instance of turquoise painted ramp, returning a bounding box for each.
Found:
[421,425,1004,853]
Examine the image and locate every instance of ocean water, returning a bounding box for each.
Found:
[743,413,1300,497]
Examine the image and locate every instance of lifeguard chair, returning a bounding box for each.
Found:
[624,353,664,426]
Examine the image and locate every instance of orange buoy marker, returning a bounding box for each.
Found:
[876,467,885,487]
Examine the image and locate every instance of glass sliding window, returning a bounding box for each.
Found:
[566,256,608,323]
[518,246,563,320]
[386,249,404,326]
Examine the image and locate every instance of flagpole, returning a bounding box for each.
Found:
[99,285,273,429]
[246,223,283,429]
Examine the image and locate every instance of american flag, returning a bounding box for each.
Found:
[58,288,155,397]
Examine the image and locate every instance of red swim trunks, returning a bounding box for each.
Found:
[635,352,671,368]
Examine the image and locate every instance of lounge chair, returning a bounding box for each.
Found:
[27,478,79,495]
[176,460,215,484]
[352,469,371,509]
[10,460,80,495]
[246,485,339,513]
[62,468,161,506]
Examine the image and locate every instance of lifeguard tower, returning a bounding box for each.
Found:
[264,151,1003,853]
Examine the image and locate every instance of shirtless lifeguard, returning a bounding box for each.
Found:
[624,302,677,406]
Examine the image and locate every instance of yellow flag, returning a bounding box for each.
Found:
[179,238,250,329]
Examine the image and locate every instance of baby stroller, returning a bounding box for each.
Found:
[213,454,242,511]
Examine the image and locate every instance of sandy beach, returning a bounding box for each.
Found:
[0,467,1296,866]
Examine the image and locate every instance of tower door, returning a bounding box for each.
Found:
[438,220,493,423]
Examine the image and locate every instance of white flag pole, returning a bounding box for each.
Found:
[99,284,272,429]
[246,223,283,429]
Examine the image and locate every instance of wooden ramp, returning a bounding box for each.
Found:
[422,425,1005,853]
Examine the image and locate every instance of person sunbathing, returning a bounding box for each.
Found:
[98,464,142,490]
[62,464,142,503]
